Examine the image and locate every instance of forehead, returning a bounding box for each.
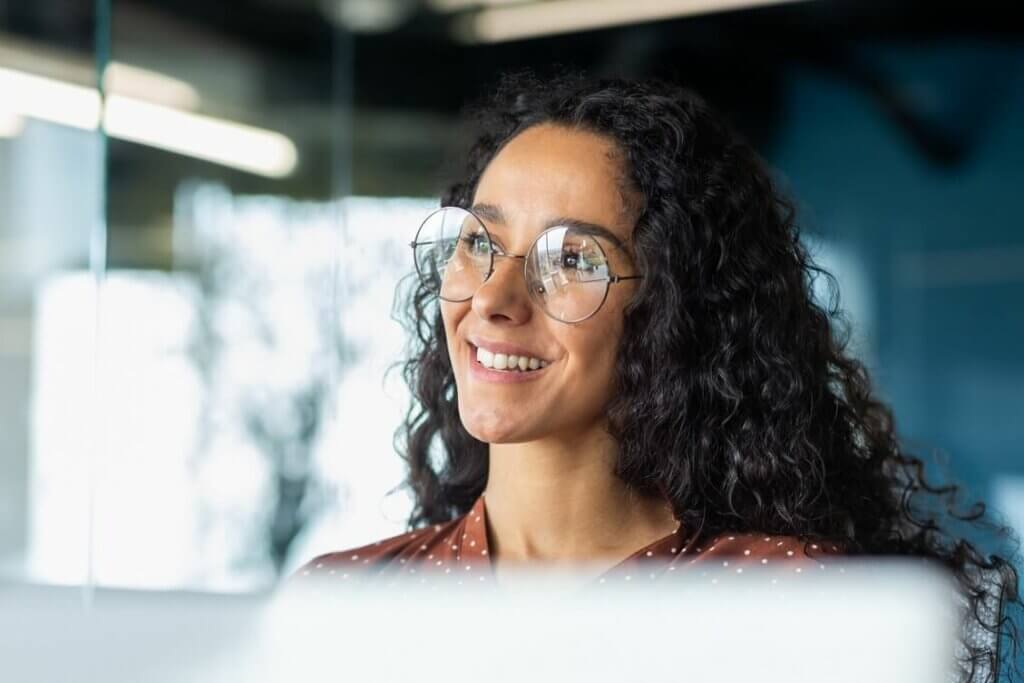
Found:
[472,124,637,242]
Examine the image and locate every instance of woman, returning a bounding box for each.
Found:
[300,70,1019,678]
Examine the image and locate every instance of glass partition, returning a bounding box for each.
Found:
[0,1,107,585]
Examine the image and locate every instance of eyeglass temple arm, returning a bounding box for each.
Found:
[609,275,644,283]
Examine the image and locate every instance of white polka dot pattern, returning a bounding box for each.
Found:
[293,494,843,587]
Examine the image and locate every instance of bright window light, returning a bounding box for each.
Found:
[28,193,432,590]
[29,272,202,589]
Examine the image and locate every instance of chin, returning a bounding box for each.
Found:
[459,406,534,444]
[461,419,519,445]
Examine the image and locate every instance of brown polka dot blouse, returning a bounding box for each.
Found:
[297,494,843,586]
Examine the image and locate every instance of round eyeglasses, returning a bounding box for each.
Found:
[410,206,643,324]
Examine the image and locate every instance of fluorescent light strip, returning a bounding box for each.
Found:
[0,67,101,130]
[462,0,810,43]
[103,63,201,110]
[0,32,199,110]
[0,67,296,177]
[429,0,534,12]
[104,96,298,178]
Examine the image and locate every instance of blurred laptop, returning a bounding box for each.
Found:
[0,559,958,683]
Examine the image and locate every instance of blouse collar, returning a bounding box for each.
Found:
[457,494,692,580]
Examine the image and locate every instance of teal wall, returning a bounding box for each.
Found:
[770,41,1024,526]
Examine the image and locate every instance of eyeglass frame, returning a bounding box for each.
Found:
[409,205,644,324]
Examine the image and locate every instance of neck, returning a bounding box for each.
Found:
[482,424,677,565]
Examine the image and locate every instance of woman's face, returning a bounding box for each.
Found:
[441,123,641,444]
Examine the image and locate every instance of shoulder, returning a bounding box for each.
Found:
[294,517,462,580]
[688,531,845,568]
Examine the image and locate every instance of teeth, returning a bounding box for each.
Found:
[475,345,547,372]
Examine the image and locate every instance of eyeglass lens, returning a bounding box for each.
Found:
[413,207,610,323]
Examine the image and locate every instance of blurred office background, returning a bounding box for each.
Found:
[0,0,1021,592]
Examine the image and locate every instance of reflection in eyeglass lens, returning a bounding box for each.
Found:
[414,208,613,321]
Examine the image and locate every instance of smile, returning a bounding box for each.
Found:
[468,343,551,384]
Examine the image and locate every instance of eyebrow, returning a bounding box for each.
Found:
[470,202,627,251]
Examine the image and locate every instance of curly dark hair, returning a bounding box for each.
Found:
[391,68,1021,681]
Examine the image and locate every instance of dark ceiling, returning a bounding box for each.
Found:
[111,0,1024,123]
[5,0,1023,117]
[3,0,1019,152]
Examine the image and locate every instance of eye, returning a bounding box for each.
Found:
[460,233,491,255]
[561,248,600,272]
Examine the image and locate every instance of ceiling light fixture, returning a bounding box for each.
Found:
[428,0,534,12]
[0,33,200,110]
[0,67,102,130]
[102,63,201,110]
[103,96,298,178]
[0,67,297,178]
[457,0,809,43]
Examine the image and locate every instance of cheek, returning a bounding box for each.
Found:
[440,301,468,364]
[565,313,624,387]
[583,288,634,381]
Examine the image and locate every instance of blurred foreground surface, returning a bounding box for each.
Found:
[0,560,958,683]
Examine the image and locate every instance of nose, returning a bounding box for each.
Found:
[470,256,534,325]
